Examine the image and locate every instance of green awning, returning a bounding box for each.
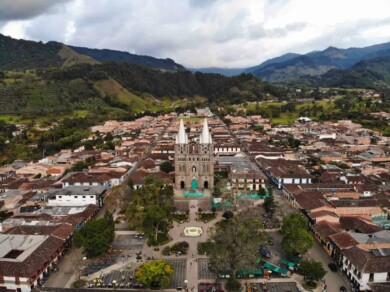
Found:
[280,260,295,268]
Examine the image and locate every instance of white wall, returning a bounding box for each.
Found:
[374,272,388,282]
[48,195,97,206]
[2,276,31,292]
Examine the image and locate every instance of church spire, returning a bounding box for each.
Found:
[200,118,212,144]
[176,119,188,144]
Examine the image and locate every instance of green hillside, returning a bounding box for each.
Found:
[0,34,63,70]
[301,56,390,88]
[0,62,283,117]
[0,33,185,71]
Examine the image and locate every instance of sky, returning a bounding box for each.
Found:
[1,0,390,68]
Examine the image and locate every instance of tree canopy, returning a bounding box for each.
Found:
[281,214,313,256]
[73,212,115,257]
[263,192,277,216]
[125,175,174,245]
[281,213,308,236]
[299,259,327,283]
[159,161,174,173]
[135,259,174,289]
[208,217,267,276]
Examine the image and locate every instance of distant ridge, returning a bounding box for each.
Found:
[68,45,185,71]
[0,33,185,71]
[246,42,390,82]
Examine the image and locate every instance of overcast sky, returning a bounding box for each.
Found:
[2,0,390,68]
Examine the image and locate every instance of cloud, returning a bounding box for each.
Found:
[1,0,390,68]
[0,0,70,21]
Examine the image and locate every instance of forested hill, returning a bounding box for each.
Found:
[44,62,281,103]
[0,62,283,116]
[68,46,185,71]
[0,34,64,70]
[0,34,184,71]
[299,56,390,88]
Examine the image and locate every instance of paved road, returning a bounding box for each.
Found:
[44,248,83,288]
[306,240,351,292]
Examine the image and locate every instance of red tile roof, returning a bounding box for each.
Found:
[329,232,359,250]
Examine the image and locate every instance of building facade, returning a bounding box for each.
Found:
[174,119,214,190]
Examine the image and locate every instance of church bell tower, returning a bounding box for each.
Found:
[174,119,214,190]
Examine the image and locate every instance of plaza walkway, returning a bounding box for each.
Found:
[142,197,223,290]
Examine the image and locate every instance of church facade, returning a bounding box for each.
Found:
[174,119,214,190]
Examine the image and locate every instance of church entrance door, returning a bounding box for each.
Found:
[191,179,198,189]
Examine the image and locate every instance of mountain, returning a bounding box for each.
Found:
[301,56,390,88]
[0,34,64,70]
[0,61,282,116]
[191,53,301,76]
[248,42,390,82]
[245,53,301,74]
[68,45,185,71]
[0,34,184,71]
[189,67,245,77]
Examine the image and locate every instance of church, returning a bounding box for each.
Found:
[174,119,214,190]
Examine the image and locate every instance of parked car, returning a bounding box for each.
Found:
[328,263,338,272]
[340,286,347,292]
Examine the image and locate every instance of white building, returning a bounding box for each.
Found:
[45,186,107,207]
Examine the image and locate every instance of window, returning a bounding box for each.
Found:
[15,277,20,284]
[0,275,4,283]
[90,196,94,198]
[74,196,78,198]
[58,196,62,198]
[369,273,374,282]
[82,196,86,198]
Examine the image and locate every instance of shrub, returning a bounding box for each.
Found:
[71,279,87,289]
[162,246,171,256]
[225,278,241,291]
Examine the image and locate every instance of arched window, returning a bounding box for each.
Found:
[192,166,196,173]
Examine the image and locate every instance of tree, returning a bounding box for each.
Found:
[73,212,115,257]
[300,259,327,284]
[281,214,313,256]
[127,178,134,189]
[135,259,174,289]
[258,188,267,197]
[159,161,174,173]
[281,214,308,236]
[143,205,171,243]
[263,192,277,217]
[281,228,314,256]
[222,210,234,220]
[208,217,267,276]
[72,161,88,171]
[225,278,241,291]
[125,175,174,245]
